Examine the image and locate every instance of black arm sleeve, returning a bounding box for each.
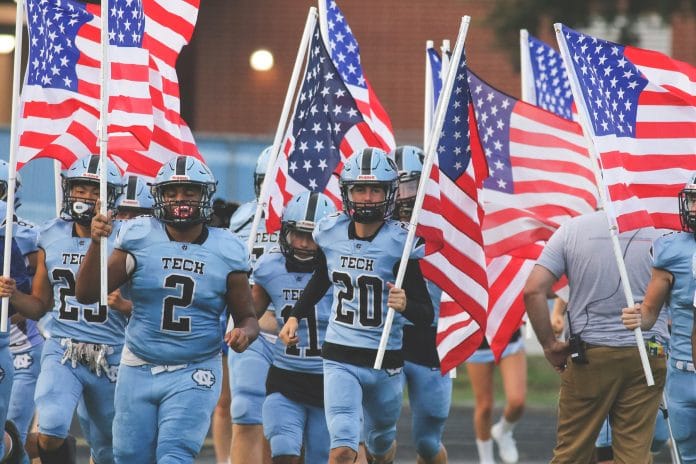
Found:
[290,253,331,320]
[397,259,434,326]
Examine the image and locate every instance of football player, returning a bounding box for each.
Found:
[75,156,259,463]
[0,154,126,464]
[280,147,434,464]
[622,174,696,462]
[256,191,335,463]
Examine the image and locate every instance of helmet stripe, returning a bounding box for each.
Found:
[305,192,318,222]
[361,148,373,176]
[394,147,404,171]
[175,156,187,176]
[126,175,138,200]
[87,155,100,174]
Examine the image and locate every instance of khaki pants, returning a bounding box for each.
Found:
[551,345,666,464]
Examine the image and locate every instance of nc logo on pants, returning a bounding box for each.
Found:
[13,352,33,370]
[192,369,216,388]
[0,367,4,383]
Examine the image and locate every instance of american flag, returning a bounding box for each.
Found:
[426,44,443,123]
[320,0,395,152]
[486,255,534,358]
[469,71,598,259]
[426,46,531,360]
[557,24,696,232]
[521,33,575,120]
[265,22,390,232]
[416,46,489,373]
[131,0,202,176]
[19,0,153,169]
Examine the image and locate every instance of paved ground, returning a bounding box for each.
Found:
[71,405,674,463]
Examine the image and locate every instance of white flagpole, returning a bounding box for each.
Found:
[228,8,317,334]
[438,38,459,378]
[374,16,471,370]
[1,0,26,332]
[519,29,536,342]
[519,29,535,104]
[441,39,451,78]
[98,0,110,310]
[424,40,434,149]
[555,23,654,386]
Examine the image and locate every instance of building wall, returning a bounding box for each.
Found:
[184,0,522,144]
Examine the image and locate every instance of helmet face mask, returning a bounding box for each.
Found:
[151,156,217,228]
[61,155,123,226]
[342,182,395,223]
[279,191,335,270]
[339,148,398,224]
[279,224,320,269]
[679,179,696,233]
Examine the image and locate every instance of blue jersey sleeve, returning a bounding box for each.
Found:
[313,212,343,250]
[13,222,39,257]
[115,216,154,254]
[37,218,66,251]
[652,233,679,271]
[214,228,251,274]
[253,247,283,289]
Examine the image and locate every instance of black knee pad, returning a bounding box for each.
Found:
[38,435,76,464]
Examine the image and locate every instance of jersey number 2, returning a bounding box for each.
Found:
[52,268,107,323]
[162,274,195,332]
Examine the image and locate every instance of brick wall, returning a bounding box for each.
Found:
[183,0,521,143]
[180,2,696,145]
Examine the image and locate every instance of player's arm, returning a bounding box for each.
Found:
[225,272,260,353]
[280,255,331,346]
[75,213,129,304]
[390,258,434,326]
[25,250,39,276]
[0,248,52,320]
[621,267,671,331]
[251,284,271,319]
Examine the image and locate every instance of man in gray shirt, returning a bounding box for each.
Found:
[524,210,667,463]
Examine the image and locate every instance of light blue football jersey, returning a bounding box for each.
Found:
[40,218,127,345]
[653,231,696,361]
[229,200,279,276]
[4,217,39,259]
[253,248,331,374]
[116,216,250,365]
[315,213,423,351]
[0,217,43,352]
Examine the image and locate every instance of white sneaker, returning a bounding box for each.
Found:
[491,421,519,463]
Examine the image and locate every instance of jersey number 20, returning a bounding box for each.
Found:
[332,271,383,327]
